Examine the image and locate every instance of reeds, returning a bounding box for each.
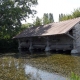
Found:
[70,72,80,80]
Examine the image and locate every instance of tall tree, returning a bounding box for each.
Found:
[43,13,54,25]
[59,8,80,21]
[49,13,54,23]
[21,23,33,31]
[72,8,80,18]
[59,13,63,21]
[0,0,38,39]
[33,17,42,26]
[43,13,49,25]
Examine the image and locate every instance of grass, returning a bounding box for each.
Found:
[70,72,80,80]
[0,56,28,80]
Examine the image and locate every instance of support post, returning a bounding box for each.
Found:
[29,38,33,50]
[45,37,51,51]
[18,39,22,53]
[66,32,78,53]
[66,32,75,40]
[71,45,78,54]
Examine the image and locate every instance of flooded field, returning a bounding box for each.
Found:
[24,52,80,77]
[0,52,80,80]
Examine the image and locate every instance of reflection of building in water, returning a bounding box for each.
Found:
[46,52,51,56]
[13,17,80,54]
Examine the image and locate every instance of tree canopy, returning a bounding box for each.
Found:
[33,17,42,27]
[43,13,54,25]
[32,13,54,27]
[0,0,38,39]
[59,8,80,21]
[0,0,38,53]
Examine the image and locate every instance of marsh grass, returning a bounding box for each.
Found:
[25,54,80,77]
[70,72,80,80]
[0,56,28,80]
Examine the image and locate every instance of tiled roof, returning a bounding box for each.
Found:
[13,17,80,38]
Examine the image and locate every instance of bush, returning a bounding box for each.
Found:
[0,39,18,53]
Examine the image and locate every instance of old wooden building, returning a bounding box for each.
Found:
[13,17,80,54]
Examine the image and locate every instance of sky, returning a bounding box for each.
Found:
[22,0,80,24]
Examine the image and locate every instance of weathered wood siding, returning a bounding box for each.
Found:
[30,35,73,50]
[18,34,73,51]
[50,35,73,50]
[32,37,46,49]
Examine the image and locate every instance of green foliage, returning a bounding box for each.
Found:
[33,17,42,26]
[0,0,38,39]
[21,23,33,30]
[0,39,18,53]
[43,13,49,25]
[48,13,54,23]
[0,0,38,52]
[59,14,73,21]
[72,8,80,18]
[59,8,80,21]
[20,13,54,28]
[43,13,54,25]
[70,72,80,80]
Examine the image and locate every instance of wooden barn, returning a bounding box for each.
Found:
[13,17,80,54]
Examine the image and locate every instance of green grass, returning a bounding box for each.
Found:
[70,72,80,80]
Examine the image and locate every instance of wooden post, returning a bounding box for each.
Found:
[45,36,51,51]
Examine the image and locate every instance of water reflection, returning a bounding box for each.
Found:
[46,52,51,56]
[25,65,67,80]
[18,50,80,59]
[71,53,80,56]
[29,50,33,54]
[0,52,80,80]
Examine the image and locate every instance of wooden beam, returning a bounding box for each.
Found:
[66,32,75,40]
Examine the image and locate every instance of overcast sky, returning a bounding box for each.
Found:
[22,0,80,23]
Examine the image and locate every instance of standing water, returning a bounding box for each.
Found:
[0,52,80,80]
[25,65,67,80]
